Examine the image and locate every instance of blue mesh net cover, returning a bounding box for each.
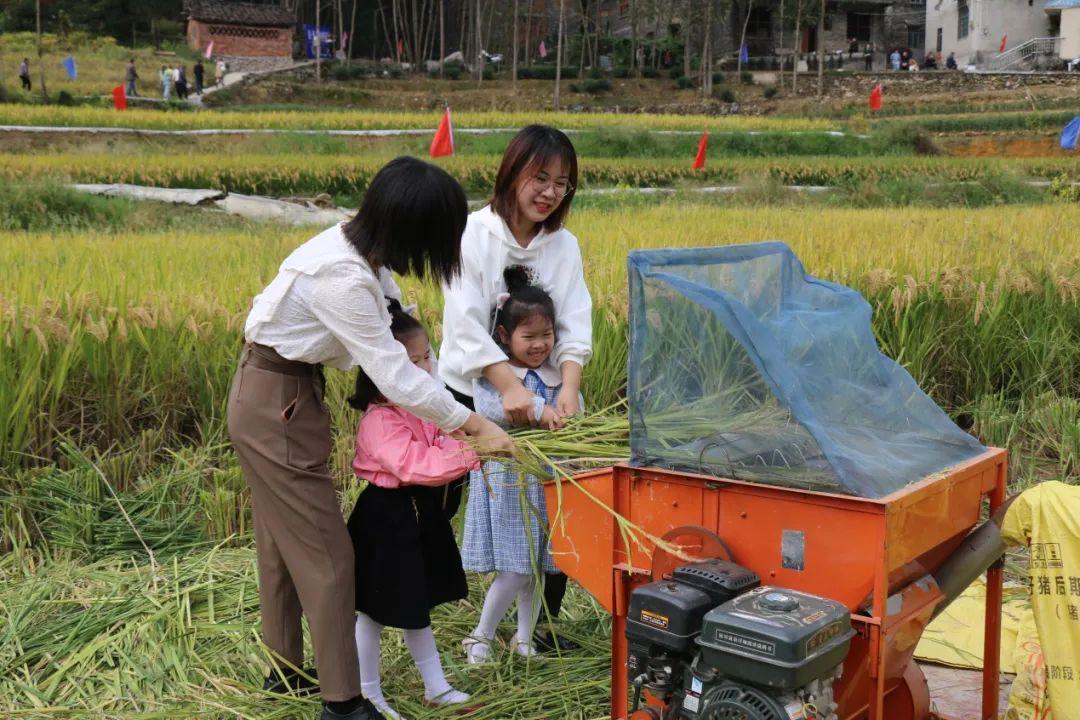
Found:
[627,242,985,499]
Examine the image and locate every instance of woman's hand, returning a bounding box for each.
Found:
[501,380,542,427]
[483,362,540,427]
[459,413,516,455]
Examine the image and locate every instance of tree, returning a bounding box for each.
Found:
[439,0,445,76]
[511,0,518,88]
[816,0,825,98]
[36,0,48,101]
[475,0,483,85]
[736,0,752,74]
[791,0,804,91]
[682,0,693,79]
[701,0,713,98]
[553,0,565,110]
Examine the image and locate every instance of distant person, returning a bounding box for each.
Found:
[923,52,937,70]
[125,58,139,97]
[160,65,172,100]
[908,58,920,72]
[19,58,31,91]
[215,58,227,86]
[864,43,874,71]
[193,60,205,95]
[176,65,188,99]
[848,37,859,57]
[890,49,901,71]
[946,52,958,70]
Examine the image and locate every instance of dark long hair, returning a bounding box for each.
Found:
[342,156,467,285]
[490,125,578,233]
[349,298,426,411]
[494,265,557,340]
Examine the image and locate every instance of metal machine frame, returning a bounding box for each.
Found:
[544,448,1008,720]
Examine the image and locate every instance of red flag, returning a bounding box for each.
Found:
[999,34,1008,53]
[692,131,708,170]
[539,40,548,59]
[869,83,883,112]
[205,41,214,59]
[430,107,454,158]
[112,85,128,111]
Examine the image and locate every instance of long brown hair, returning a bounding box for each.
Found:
[490,125,578,233]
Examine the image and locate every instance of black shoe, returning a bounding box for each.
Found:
[321,698,386,720]
[533,628,581,654]
[262,667,319,696]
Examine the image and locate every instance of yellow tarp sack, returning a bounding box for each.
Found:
[915,577,1026,673]
[1001,481,1080,720]
[1005,605,1052,720]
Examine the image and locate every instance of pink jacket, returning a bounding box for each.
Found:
[352,403,479,489]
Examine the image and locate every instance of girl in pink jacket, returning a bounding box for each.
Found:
[347,299,478,719]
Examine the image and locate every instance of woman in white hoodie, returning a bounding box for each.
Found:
[439,124,592,654]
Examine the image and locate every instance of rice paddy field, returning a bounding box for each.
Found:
[1,99,1079,719]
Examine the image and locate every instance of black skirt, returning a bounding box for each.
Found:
[347,484,468,629]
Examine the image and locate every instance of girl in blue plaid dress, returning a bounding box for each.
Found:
[460,266,583,662]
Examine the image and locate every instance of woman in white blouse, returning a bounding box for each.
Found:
[439,125,592,422]
[439,125,592,655]
[228,157,511,720]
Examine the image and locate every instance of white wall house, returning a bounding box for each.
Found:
[925,0,1054,66]
[1046,0,1080,60]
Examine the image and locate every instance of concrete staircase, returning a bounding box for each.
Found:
[989,37,1064,71]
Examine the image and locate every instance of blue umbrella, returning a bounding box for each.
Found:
[1061,116,1080,151]
[62,56,77,80]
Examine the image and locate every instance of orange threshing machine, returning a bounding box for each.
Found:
[543,244,1010,720]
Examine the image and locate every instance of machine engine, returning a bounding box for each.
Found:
[626,560,854,720]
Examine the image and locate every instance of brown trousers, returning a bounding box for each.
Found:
[226,343,361,701]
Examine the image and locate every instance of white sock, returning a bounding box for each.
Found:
[354,613,400,720]
[404,626,470,704]
[513,575,542,657]
[468,571,531,660]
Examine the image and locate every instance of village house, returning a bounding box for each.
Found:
[924,0,1076,68]
[184,0,296,73]
[567,0,921,71]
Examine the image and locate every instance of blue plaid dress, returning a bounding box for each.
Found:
[461,371,561,575]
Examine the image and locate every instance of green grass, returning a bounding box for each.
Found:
[0,32,202,100]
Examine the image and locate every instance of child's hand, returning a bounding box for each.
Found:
[555,393,581,418]
[539,406,565,431]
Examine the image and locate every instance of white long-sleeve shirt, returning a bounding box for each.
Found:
[438,205,592,396]
[244,223,469,432]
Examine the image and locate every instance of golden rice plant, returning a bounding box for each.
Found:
[0,103,836,133]
[2,152,1077,198]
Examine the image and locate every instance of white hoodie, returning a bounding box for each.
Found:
[438,205,593,396]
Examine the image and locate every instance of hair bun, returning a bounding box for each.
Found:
[385,297,406,316]
[503,264,533,293]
